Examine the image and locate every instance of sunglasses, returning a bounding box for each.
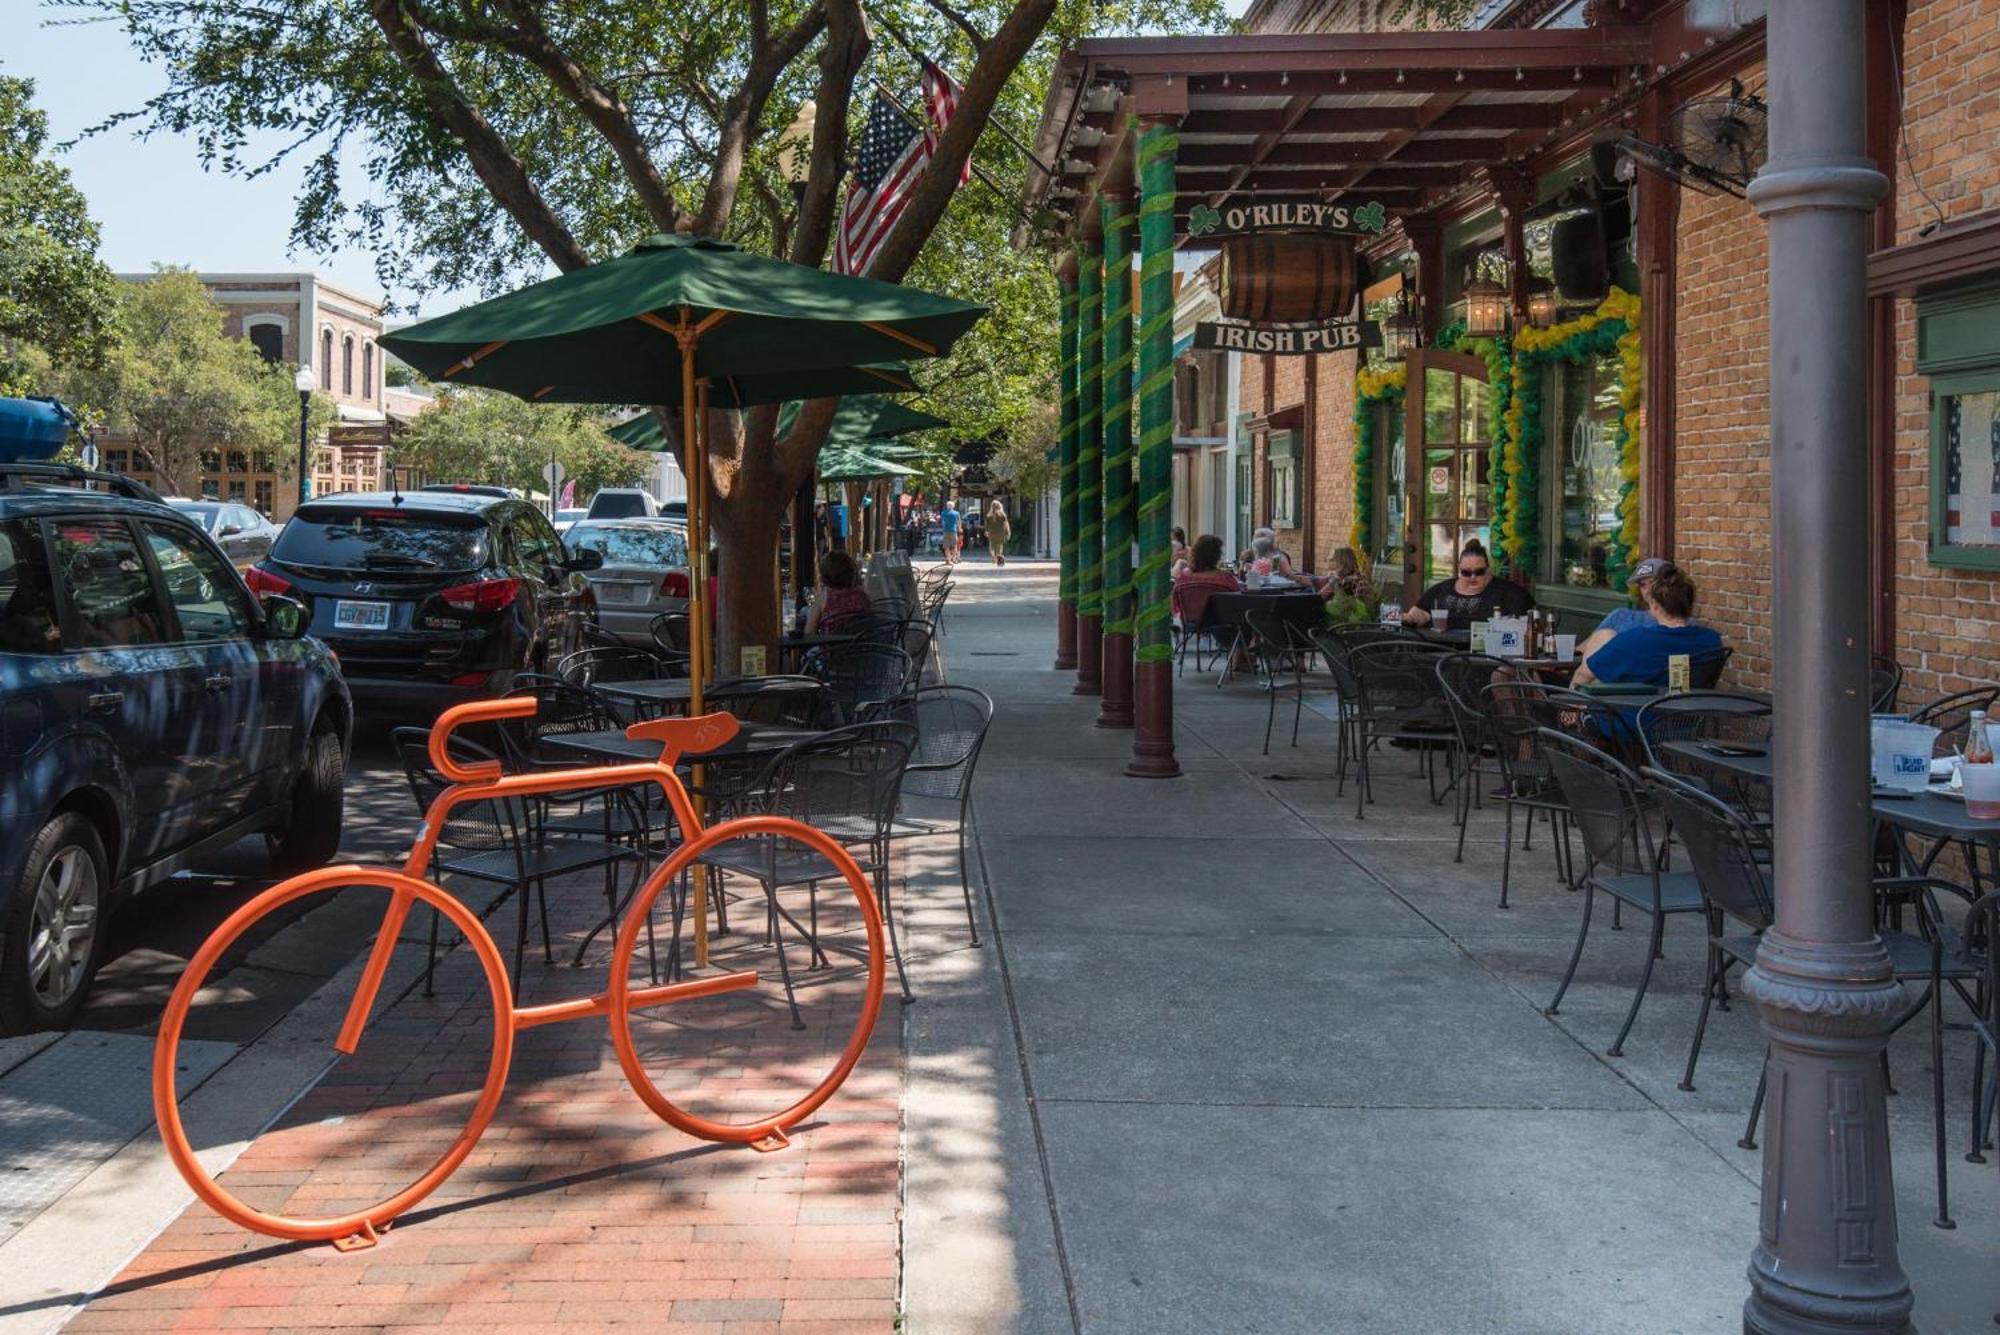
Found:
[1459,566,1490,577]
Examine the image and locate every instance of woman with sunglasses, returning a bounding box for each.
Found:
[1398,539,1533,627]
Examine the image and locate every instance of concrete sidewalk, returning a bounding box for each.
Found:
[904,561,1997,1335]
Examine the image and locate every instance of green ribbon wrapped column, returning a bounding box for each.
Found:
[1073,237,1104,695]
[1096,189,1137,728]
[1054,259,1080,670]
[1127,116,1181,778]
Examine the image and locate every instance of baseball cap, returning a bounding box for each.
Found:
[1630,557,1669,584]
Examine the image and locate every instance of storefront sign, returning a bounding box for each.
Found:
[1193,317,1383,356]
[1188,200,1389,239]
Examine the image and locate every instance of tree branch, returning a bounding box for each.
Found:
[368,0,591,271]
[864,0,1057,283]
[694,1,827,236]
[921,0,988,55]
[490,0,690,233]
[788,0,868,268]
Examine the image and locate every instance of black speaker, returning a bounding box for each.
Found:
[1589,139,1624,189]
[1551,209,1609,305]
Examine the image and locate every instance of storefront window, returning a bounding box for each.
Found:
[1931,374,2000,566]
[1548,350,1624,588]
[1373,400,1405,571]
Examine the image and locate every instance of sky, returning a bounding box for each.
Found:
[7,1,1255,322]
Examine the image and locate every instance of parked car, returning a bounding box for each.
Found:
[552,506,589,535]
[419,483,519,500]
[563,519,689,648]
[247,491,600,715]
[0,460,351,1033]
[585,488,660,520]
[165,499,281,570]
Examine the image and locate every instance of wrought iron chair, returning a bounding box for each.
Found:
[392,728,646,995]
[817,642,915,724]
[1243,607,1322,754]
[1637,690,1774,819]
[648,611,693,677]
[1434,653,1508,856]
[893,618,936,689]
[1869,654,1904,713]
[1911,682,2000,754]
[1172,582,1231,676]
[694,721,918,1024]
[1342,640,1453,817]
[1478,681,1579,908]
[880,685,996,943]
[1540,729,1708,1057]
[555,644,672,688]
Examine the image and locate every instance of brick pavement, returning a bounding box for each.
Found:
[72,857,902,1333]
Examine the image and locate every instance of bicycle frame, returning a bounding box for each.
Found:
[151,698,886,1251]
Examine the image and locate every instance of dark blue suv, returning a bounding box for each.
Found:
[0,462,351,1033]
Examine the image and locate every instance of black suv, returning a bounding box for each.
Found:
[247,492,600,715]
[0,462,350,1033]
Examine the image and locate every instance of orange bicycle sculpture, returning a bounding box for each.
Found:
[151,697,884,1251]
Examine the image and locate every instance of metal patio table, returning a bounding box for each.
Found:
[593,675,819,720]
[540,721,823,766]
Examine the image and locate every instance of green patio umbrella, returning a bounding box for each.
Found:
[381,233,982,969]
[818,444,920,481]
[609,394,944,453]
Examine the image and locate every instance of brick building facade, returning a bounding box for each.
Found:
[99,273,388,517]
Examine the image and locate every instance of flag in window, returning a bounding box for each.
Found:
[832,62,963,276]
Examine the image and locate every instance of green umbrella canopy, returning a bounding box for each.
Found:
[613,393,946,452]
[379,234,986,401]
[819,443,920,481]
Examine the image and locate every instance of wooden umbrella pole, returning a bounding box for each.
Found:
[675,323,710,969]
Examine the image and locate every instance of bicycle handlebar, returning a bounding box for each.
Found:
[428,696,744,783]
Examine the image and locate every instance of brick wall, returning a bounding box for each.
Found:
[1671,139,1773,685]
[1237,350,1364,569]
[1885,0,2000,699]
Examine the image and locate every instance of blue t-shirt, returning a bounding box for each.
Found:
[1584,621,1726,687]
[1594,606,1654,637]
[940,507,961,533]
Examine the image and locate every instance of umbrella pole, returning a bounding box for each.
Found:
[678,330,711,970]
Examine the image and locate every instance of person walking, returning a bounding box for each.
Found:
[939,497,962,565]
[985,498,1012,566]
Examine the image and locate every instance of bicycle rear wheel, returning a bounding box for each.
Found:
[606,817,886,1146]
[152,867,514,1245]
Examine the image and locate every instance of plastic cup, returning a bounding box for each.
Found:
[1873,720,1940,792]
[1962,762,2000,819]
[1552,633,1576,663]
[1432,608,1449,630]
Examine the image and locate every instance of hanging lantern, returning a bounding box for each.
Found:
[1379,298,1423,360]
[1463,273,1510,339]
[1526,276,1559,329]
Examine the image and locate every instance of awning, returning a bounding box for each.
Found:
[1027,28,1651,243]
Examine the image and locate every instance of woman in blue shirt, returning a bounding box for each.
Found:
[1571,564,1725,688]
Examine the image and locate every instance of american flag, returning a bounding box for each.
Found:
[831,62,963,276]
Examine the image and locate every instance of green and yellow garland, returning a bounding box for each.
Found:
[1349,287,1641,592]
[1350,363,1406,571]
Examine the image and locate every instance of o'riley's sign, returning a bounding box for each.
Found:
[1193,316,1383,356]
[1187,199,1389,239]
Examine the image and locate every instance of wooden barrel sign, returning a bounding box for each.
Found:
[1219,234,1357,325]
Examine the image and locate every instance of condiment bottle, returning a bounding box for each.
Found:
[1967,710,1994,766]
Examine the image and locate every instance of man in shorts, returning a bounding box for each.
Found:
[939,498,962,564]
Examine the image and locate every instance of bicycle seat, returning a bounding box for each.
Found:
[627,711,741,763]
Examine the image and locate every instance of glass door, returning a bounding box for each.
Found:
[1400,349,1493,602]
[1235,452,1253,556]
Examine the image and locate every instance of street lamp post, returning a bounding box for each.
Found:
[1743,2,1908,1331]
[294,364,316,507]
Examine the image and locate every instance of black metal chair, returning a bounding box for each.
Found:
[1637,691,1774,818]
[1341,640,1453,817]
[1540,729,1708,1056]
[693,721,918,1024]
[1172,581,1231,676]
[1434,653,1508,856]
[1243,607,1321,755]
[1869,654,1904,714]
[1690,645,1733,690]
[918,580,954,636]
[648,611,693,676]
[817,641,914,724]
[556,644,672,688]
[893,618,936,690]
[1478,681,1579,909]
[391,728,646,995]
[1911,683,2000,754]
[880,685,996,943]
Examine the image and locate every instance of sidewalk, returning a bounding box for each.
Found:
[904,562,1997,1334]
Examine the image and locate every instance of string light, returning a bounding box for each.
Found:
[1396,69,1406,84]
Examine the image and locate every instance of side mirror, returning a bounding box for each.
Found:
[261,594,309,639]
[565,548,605,572]
[217,523,242,538]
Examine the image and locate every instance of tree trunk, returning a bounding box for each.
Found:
[712,495,781,679]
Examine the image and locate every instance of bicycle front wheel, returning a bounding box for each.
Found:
[152,867,514,1244]
[606,816,887,1146]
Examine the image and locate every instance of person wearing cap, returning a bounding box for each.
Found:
[1574,556,1689,662]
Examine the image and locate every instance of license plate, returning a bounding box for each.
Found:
[598,582,647,605]
[334,600,391,630]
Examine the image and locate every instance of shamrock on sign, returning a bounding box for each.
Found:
[1188,204,1222,236]
[1352,201,1387,234]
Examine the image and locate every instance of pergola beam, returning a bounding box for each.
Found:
[1178,102,1567,136]
[1076,27,1651,71]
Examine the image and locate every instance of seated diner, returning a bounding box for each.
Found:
[1399,539,1533,627]
[803,549,871,633]
[1174,534,1242,596]
[1569,563,1723,687]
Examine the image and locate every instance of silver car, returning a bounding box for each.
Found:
[564,519,690,647]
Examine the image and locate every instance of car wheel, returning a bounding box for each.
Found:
[0,812,109,1034]
[265,722,346,873]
